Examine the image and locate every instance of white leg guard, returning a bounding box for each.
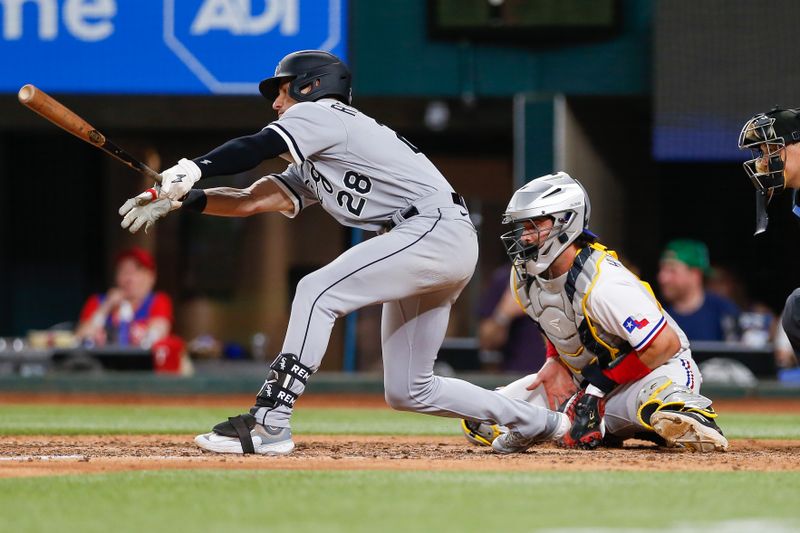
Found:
[636,376,717,430]
[636,376,728,452]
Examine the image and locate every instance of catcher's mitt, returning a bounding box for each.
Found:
[558,389,606,449]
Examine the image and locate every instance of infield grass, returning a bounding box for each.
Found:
[2,404,800,532]
[0,404,799,439]
[2,470,799,533]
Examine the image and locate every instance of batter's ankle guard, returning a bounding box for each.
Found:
[212,413,257,454]
[254,353,314,410]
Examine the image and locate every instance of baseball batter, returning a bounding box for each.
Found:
[739,108,800,354]
[119,50,567,455]
[465,172,729,453]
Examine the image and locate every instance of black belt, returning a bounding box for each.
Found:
[384,192,466,232]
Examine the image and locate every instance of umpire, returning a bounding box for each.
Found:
[739,107,800,355]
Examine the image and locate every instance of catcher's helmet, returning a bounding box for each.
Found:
[259,50,352,105]
[738,107,800,234]
[501,172,592,277]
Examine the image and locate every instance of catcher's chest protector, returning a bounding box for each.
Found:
[515,244,632,376]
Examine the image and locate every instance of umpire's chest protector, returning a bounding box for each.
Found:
[513,244,632,376]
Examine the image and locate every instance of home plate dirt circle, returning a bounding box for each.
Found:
[1,435,799,478]
[2,395,800,477]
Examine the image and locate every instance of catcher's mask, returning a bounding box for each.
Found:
[259,50,352,105]
[738,107,800,234]
[501,172,592,278]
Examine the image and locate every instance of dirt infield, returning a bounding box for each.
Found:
[2,435,800,478]
[2,394,799,478]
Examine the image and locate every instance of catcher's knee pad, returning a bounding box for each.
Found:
[636,376,717,430]
[254,353,314,411]
[460,419,505,447]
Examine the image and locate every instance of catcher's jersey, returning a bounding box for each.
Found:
[265,98,454,230]
[515,244,690,375]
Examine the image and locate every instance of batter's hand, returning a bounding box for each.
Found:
[119,190,178,234]
[527,357,577,409]
[159,158,201,200]
[118,186,161,215]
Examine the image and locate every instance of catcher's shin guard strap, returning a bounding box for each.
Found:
[228,415,256,454]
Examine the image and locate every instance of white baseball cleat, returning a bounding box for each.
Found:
[651,410,729,452]
[195,414,295,455]
[491,411,570,454]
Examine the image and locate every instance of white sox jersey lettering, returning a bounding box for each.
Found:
[266,99,454,230]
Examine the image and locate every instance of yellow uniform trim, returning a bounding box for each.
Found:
[580,242,623,362]
[639,280,664,313]
[636,379,719,429]
[637,379,674,429]
[509,266,526,312]
[683,407,718,419]
[561,355,595,374]
[460,419,501,447]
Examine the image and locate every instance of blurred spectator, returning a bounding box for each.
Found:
[477,265,546,372]
[707,264,776,348]
[75,247,188,374]
[657,239,740,342]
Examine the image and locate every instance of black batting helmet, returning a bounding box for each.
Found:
[259,50,352,105]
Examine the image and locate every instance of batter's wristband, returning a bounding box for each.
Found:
[180,189,207,213]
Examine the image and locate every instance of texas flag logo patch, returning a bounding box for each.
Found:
[623,315,650,333]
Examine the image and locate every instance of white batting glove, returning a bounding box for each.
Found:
[119,189,179,234]
[159,158,202,200]
[118,186,161,215]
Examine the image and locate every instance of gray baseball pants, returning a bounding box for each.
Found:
[254,198,552,436]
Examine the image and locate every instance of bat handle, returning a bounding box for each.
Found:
[140,164,163,184]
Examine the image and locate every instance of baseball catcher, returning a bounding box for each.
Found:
[464,172,728,453]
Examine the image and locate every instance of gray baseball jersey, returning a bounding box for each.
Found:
[265,98,454,230]
[248,99,557,440]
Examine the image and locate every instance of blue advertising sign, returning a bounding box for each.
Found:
[0,0,347,94]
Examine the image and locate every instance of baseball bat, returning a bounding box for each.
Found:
[17,84,162,184]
